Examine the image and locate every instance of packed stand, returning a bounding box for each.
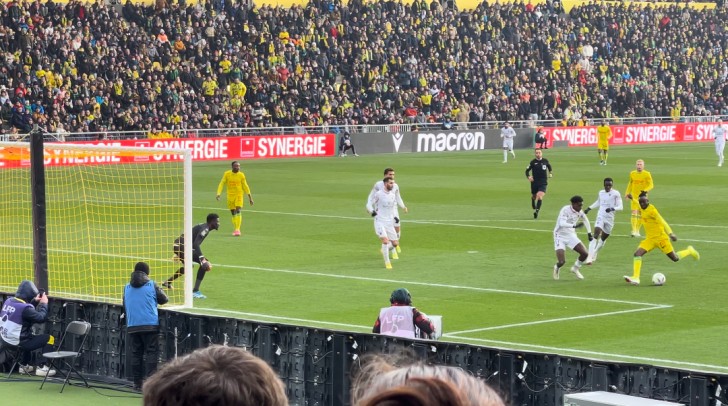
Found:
[0,0,727,138]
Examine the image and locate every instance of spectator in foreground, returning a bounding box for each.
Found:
[351,353,507,406]
[143,345,288,406]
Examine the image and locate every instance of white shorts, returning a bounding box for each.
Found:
[375,221,398,241]
[503,139,514,150]
[554,232,583,251]
[595,214,615,235]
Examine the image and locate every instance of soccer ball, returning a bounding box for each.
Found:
[652,272,666,286]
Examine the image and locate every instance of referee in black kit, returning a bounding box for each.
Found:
[525,148,553,219]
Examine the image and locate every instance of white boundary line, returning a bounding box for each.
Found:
[437,335,728,373]
[447,306,668,335]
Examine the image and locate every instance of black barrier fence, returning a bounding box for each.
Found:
[1,295,726,406]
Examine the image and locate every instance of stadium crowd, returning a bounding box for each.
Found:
[0,0,727,137]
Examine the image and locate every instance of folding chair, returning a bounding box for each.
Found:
[0,340,25,379]
[39,321,91,392]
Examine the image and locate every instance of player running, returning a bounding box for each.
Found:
[552,196,592,281]
[625,159,653,237]
[584,177,623,264]
[525,148,553,219]
[366,177,406,269]
[367,168,408,254]
[623,195,699,286]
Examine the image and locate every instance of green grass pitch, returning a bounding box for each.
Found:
[127,143,728,374]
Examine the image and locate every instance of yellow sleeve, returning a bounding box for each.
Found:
[241,173,251,195]
[655,209,672,235]
[625,173,633,196]
[217,171,228,195]
[643,172,654,193]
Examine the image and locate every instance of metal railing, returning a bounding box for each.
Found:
[5,115,720,143]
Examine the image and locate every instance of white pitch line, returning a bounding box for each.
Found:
[438,335,728,373]
[447,305,670,335]
[218,263,668,308]
[200,207,728,243]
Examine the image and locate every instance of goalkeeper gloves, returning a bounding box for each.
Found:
[587,232,593,241]
[605,208,613,213]
[371,211,377,217]
[394,216,400,224]
[583,207,591,215]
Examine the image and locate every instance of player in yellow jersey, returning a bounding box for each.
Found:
[596,121,612,165]
[216,161,254,236]
[624,194,699,286]
[625,159,653,237]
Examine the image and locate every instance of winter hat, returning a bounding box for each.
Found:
[134,262,150,275]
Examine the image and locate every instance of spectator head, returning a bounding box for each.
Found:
[134,262,150,275]
[143,345,288,406]
[351,353,506,406]
[357,376,472,406]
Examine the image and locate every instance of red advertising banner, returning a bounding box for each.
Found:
[542,122,721,147]
[0,133,337,168]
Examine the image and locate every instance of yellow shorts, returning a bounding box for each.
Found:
[227,195,243,210]
[630,199,641,211]
[639,237,674,254]
[598,142,609,150]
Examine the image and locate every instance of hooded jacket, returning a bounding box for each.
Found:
[123,265,168,334]
[0,280,48,345]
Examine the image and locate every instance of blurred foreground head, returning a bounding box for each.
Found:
[351,353,507,406]
[143,345,287,406]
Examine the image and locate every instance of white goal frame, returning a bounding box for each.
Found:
[0,141,194,308]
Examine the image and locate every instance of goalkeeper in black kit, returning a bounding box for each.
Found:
[162,213,220,299]
[525,148,553,219]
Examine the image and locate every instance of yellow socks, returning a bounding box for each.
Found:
[630,214,641,235]
[232,213,242,231]
[677,248,690,259]
[632,256,642,279]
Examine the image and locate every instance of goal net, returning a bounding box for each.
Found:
[0,141,193,308]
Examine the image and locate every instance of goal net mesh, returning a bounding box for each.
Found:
[0,142,189,306]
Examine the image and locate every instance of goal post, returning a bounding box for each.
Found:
[0,140,194,308]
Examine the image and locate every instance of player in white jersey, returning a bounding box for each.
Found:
[583,177,623,264]
[552,195,593,280]
[367,168,408,253]
[500,121,517,163]
[366,177,407,269]
[713,117,727,167]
